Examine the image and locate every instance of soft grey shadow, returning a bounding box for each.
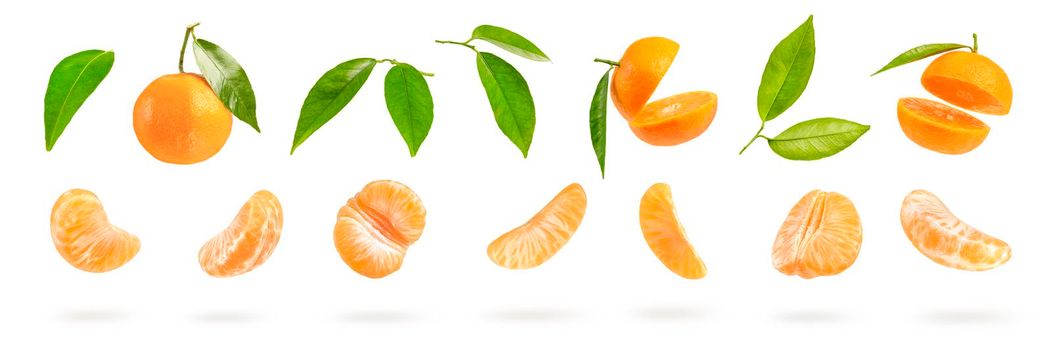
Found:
[773,310,847,324]
[58,309,130,322]
[336,310,419,323]
[487,308,576,322]
[923,309,1011,325]
[190,311,261,323]
[634,306,708,321]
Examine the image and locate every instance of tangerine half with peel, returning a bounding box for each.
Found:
[897,97,989,155]
[133,73,232,164]
[629,91,717,146]
[198,190,283,277]
[901,190,1011,271]
[51,189,140,273]
[334,180,426,278]
[488,183,587,269]
[922,51,1012,115]
[639,183,706,279]
[772,190,862,279]
[611,37,679,120]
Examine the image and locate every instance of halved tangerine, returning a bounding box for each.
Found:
[639,183,706,279]
[922,51,1012,115]
[198,190,283,277]
[900,190,1010,271]
[611,37,679,120]
[772,190,862,279]
[897,97,989,155]
[334,180,426,278]
[51,189,140,273]
[488,183,587,269]
[628,91,717,146]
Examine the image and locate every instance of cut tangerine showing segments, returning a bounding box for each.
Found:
[51,189,140,273]
[334,180,426,278]
[922,51,1012,115]
[611,37,679,120]
[772,190,862,279]
[900,190,1011,271]
[639,183,706,279]
[897,97,989,155]
[488,183,587,269]
[198,190,283,277]
[628,91,717,146]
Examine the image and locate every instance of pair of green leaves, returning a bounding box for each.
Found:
[871,34,977,76]
[290,59,434,156]
[43,50,115,151]
[439,25,549,157]
[185,24,259,132]
[741,15,869,161]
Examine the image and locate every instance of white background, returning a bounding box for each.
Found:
[0,0,1044,348]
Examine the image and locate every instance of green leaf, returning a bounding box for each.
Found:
[757,15,816,121]
[871,43,970,76]
[43,49,114,151]
[767,117,869,160]
[384,63,434,157]
[471,25,550,62]
[291,58,377,154]
[476,52,536,157]
[589,69,611,177]
[193,38,259,132]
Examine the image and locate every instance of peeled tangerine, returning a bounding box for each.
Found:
[639,183,706,279]
[51,189,140,272]
[198,191,283,277]
[901,190,1010,271]
[772,190,862,279]
[488,184,587,269]
[334,180,426,278]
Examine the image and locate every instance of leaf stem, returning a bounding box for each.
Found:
[594,58,620,67]
[971,33,978,53]
[377,58,435,76]
[738,123,766,155]
[178,22,201,73]
[435,39,478,53]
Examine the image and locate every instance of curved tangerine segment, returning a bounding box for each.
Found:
[772,190,862,279]
[921,51,1012,115]
[133,73,233,165]
[198,190,283,277]
[51,189,140,273]
[488,183,587,269]
[639,183,706,279]
[901,190,1010,271]
[334,180,426,278]
[628,91,717,146]
[897,97,989,155]
[611,37,679,120]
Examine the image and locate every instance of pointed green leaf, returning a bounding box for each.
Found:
[767,117,869,160]
[384,63,434,157]
[192,38,259,131]
[757,15,815,121]
[291,58,377,154]
[471,25,550,62]
[43,49,114,151]
[589,69,611,177]
[476,52,535,157]
[871,43,970,76]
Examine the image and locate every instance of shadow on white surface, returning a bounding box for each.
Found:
[486,308,577,322]
[633,306,708,321]
[190,311,262,323]
[922,309,1012,325]
[58,309,130,322]
[772,310,848,324]
[335,310,420,323]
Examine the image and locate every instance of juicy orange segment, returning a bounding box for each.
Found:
[897,97,989,155]
[198,191,283,277]
[639,183,706,279]
[772,190,862,279]
[900,190,1010,271]
[611,37,679,120]
[628,91,717,146]
[51,189,140,273]
[921,51,1012,115]
[334,180,426,278]
[488,183,587,269]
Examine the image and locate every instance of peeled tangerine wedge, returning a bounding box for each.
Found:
[772,190,862,279]
[334,180,426,278]
[901,190,1011,271]
[639,183,706,279]
[898,97,989,155]
[488,183,587,269]
[51,189,140,273]
[629,91,717,146]
[198,191,283,277]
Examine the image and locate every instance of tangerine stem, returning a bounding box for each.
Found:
[179,22,201,73]
[739,124,766,155]
[435,39,478,53]
[377,58,435,77]
[971,33,978,53]
[594,58,620,67]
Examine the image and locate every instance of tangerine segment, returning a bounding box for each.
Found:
[334,180,426,278]
[133,73,232,164]
[628,91,717,146]
[772,190,862,279]
[198,191,283,277]
[900,190,1011,271]
[50,189,140,273]
[921,51,1012,115]
[639,183,706,279]
[897,97,989,155]
[611,37,679,120]
[488,184,587,269]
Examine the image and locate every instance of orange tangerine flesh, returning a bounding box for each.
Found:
[628,91,717,146]
[334,180,426,278]
[133,73,233,164]
[611,37,679,120]
[900,190,1011,271]
[639,183,706,279]
[51,189,140,273]
[772,190,862,279]
[198,191,283,277]
[488,183,587,269]
[897,97,989,155]
[921,51,1012,115]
